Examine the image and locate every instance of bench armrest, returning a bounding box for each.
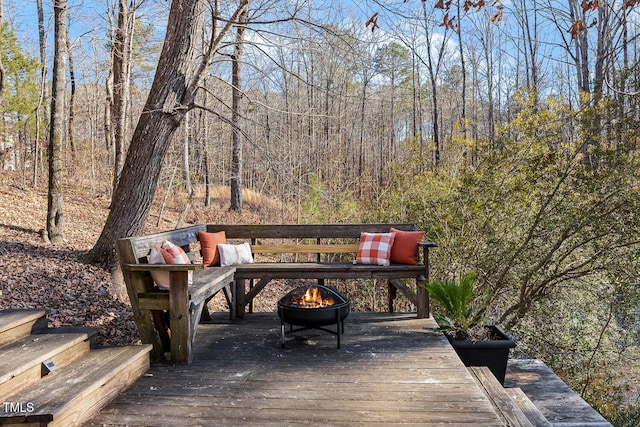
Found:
[124,263,204,272]
[418,241,437,270]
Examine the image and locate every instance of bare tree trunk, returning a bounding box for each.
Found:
[203,0,219,208]
[456,0,467,138]
[89,0,248,265]
[183,111,193,194]
[421,2,447,165]
[66,30,76,158]
[47,0,68,244]
[230,5,248,213]
[0,0,4,102]
[111,0,136,191]
[34,0,47,189]
[568,0,590,96]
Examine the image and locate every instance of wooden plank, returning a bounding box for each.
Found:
[124,263,202,272]
[0,333,91,400]
[0,345,151,427]
[388,278,418,306]
[188,266,236,304]
[206,223,421,239]
[87,313,504,426]
[0,309,48,347]
[169,271,190,365]
[505,388,551,426]
[115,239,165,361]
[123,224,206,259]
[505,359,613,426]
[251,243,360,254]
[469,366,533,427]
[0,309,48,334]
[234,262,426,279]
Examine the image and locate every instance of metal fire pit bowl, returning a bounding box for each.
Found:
[277,285,350,349]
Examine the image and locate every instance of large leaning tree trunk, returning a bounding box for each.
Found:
[88,0,248,266]
[47,0,68,244]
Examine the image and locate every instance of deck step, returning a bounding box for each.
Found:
[0,309,49,347]
[0,332,92,400]
[0,345,152,426]
[505,388,552,426]
[469,366,550,427]
[34,326,100,349]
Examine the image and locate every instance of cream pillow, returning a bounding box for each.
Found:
[148,246,170,289]
[217,242,254,266]
[147,241,193,289]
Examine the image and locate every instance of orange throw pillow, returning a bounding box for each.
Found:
[389,227,425,265]
[198,230,226,266]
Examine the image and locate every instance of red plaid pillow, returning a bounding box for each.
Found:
[355,232,396,266]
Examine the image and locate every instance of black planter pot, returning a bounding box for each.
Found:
[446,325,516,385]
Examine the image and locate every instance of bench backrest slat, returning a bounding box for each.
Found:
[205,223,418,239]
[251,243,360,254]
[121,224,206,261]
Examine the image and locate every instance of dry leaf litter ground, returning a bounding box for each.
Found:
[0,175,300,347]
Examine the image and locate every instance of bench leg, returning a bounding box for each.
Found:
[235,278,246,319]
[416,276,429,319]
[387,281,397,313]
[151,310,171,353]
[169,271,191,364]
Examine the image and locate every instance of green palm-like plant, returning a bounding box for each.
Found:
[423,272,486,340]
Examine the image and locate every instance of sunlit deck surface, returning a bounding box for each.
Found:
[85,312,501,426]
[84,312,609,426]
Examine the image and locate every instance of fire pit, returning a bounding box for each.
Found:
[277,284,350,349]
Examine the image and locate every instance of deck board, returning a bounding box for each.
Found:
[85,312,503,426]
[505,359,612,426]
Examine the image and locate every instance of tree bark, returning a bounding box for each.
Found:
[66,29,76,158]
[456,0,467,139]
[34,0,47,188]
[47,0,68,244]
[230,5,248,213]
[183,111,193,195]
[89,0,248,265]
[421,2,446,165]
[0,0,4,102]
[111,0,136,191]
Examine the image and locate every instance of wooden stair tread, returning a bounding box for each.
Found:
[0,332,91,385]
[0,309,48,347]
[469,366,546,427]
[0,309,48,333]
[505,388,552,426]
[0,345,152,426]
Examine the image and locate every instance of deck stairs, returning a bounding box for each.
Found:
[470,365,613,427]
[0,308,151,426]
[470,366,550,427]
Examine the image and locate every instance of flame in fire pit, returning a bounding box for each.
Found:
[290,286,335,308]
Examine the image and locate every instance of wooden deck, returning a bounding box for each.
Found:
[506,359,612,426]
[85,312,504,426]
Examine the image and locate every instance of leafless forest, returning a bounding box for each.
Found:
[1,1,640,424]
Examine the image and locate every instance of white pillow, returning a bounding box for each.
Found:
[148,246,170,289]
[147,241,193,289]
[217,242,254,266]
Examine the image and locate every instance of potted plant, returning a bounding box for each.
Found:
[424,271,515,384]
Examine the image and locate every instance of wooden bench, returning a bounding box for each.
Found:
[203,223,436,319]
[116,225,235,365]
[117,223,435,365]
